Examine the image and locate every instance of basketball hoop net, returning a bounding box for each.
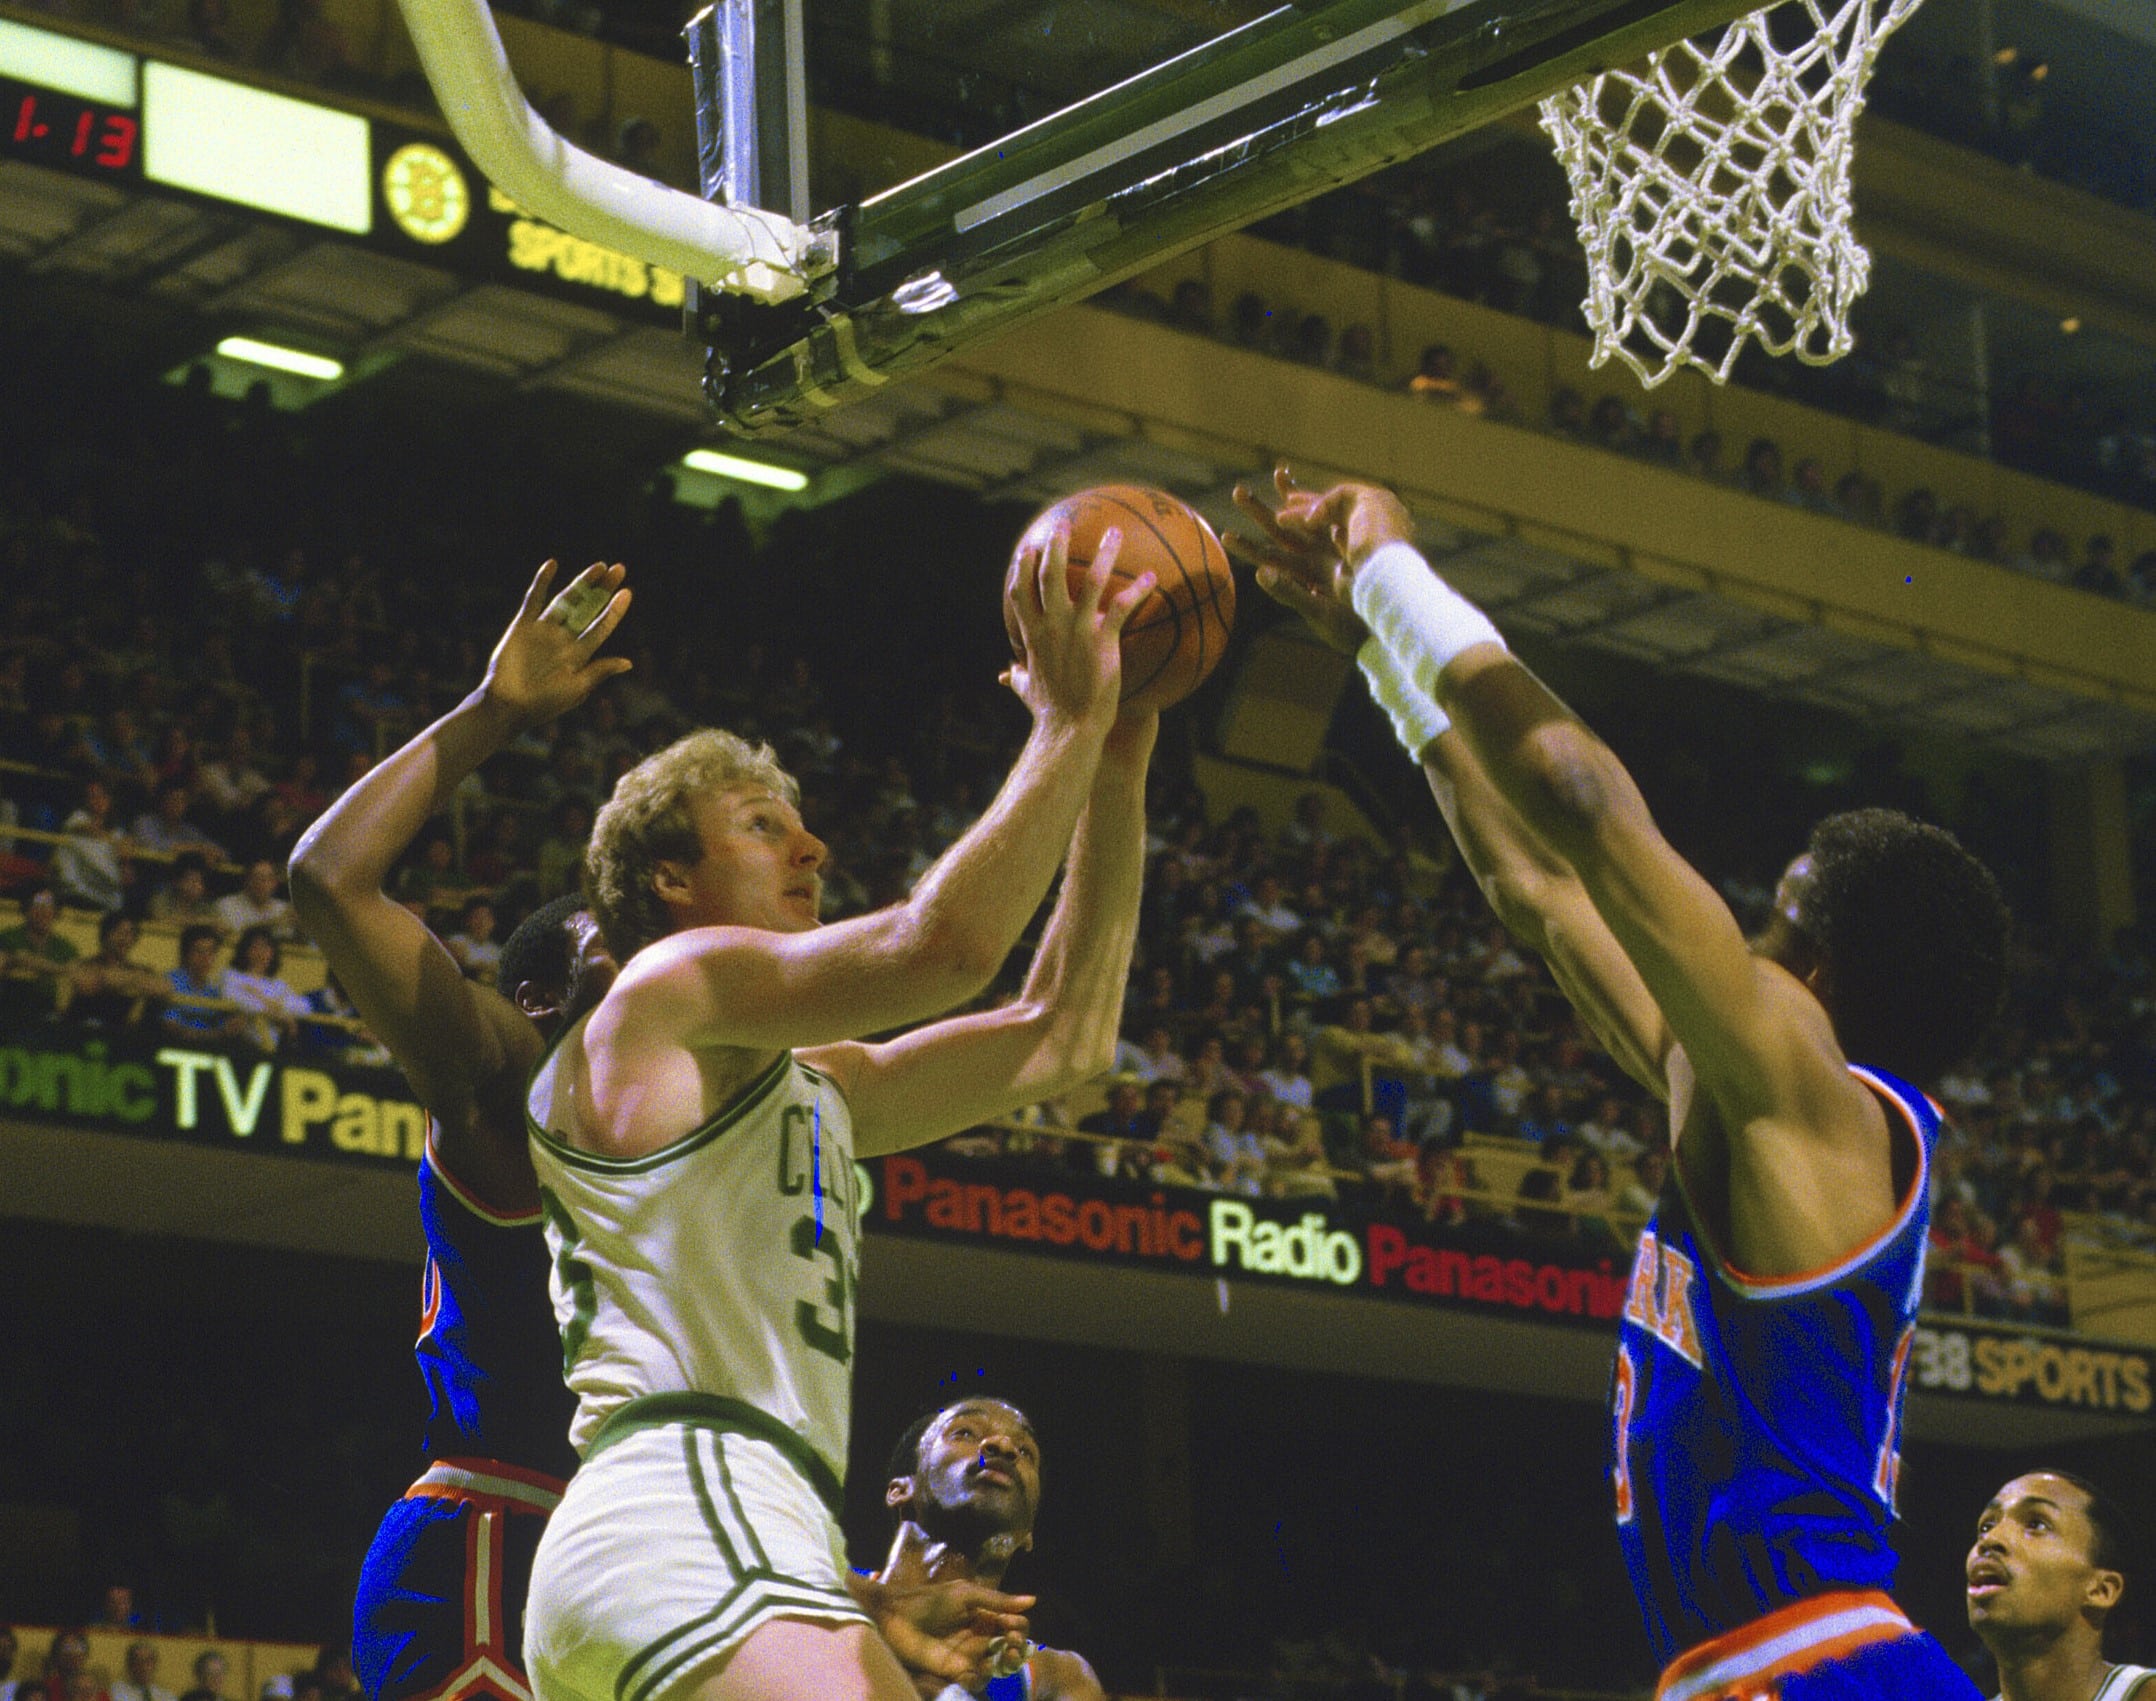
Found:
[1538,0,1925,388]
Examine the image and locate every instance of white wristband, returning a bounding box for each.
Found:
[1357,637,1450,760]
[1349,540,1506,698]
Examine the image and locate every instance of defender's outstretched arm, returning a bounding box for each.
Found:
[288,561,630,1197]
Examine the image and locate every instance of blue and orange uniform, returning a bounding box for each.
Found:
[1613,1064,1980,1701]
[354,1135,579,1701]
[936,1664,1033,1699]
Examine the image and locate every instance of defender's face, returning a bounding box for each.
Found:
[670,788,825,934]
[1749,853,1817,970]
[1967,1474,2114,1639]
[569,911,615,989]
[912,1399,1041,1536]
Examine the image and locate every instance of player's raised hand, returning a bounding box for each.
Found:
[1290,476,1417,572]
[1002,517,1154,728]
[1225,465,1368,656]
[479,559,634,729]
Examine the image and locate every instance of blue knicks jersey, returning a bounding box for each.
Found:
[415,1135,580,1479]
[934,1667,1030,1701]
[1613,1066,1935,1665]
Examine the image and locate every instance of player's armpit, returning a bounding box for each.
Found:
[802,997,1077,1158]
[616,908,995,1057]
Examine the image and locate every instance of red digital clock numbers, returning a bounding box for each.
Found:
[7,89,139,172]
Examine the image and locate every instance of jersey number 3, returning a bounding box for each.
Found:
[1612,1343,1636,1525]
[792,1215,852,1365]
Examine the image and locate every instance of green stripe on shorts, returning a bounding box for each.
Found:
[620,1582,867,1701]
[584,1392,845,1521]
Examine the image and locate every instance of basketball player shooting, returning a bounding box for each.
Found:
[293,563,1035,1701]
[1230,469,2012,1701]
[520,520,1157,1701]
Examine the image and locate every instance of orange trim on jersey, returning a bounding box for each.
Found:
[425,1127,544,1228]
[404,1456,566,1513]
[1657,1591,1915,1701]
[1710,1068,1929,1299]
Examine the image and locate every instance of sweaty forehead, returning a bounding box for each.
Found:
[936,1400,1035,1442]
[709,787,797,823]
[1991,1474,2089,1522]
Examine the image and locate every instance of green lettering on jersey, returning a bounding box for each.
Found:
[790,1213,852,1365]
[777,1103,810,1195]
[539,1185,599,1372]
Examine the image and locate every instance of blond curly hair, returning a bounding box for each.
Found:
[583,728,798,960]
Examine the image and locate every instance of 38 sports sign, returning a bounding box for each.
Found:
[1909,1321,2152,1415]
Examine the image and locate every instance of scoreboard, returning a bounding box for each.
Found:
[5,79,140,176]
[0,15,682,324]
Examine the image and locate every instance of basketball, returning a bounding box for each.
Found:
[1004,484,1236,713]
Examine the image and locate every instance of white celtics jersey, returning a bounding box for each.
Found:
[526,1030,861,1493]
[1994,1668,2155,1701]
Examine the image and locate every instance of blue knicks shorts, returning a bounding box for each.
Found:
[355,1459,566,1701]
[1656,1592,1982,1701]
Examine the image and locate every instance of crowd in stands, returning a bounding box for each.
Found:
[0,1623,359,1701]
[1100,269,2156,609]
[2,288,2151,1701]
[3,345,2151,1334]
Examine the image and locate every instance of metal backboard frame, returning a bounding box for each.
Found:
[693,0,1769,435]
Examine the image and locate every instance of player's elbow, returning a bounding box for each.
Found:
[993,993,1106,1095]
[1521,727,1615,848]
[1059,1017,1120,1087]
[285,840,347,915]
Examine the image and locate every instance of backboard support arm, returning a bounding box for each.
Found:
[391,0,829,301]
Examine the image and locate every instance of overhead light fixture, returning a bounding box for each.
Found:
[216,336,343,380]
[2028,61,2049,81]
[680,448,809,491]
[2060,316,2082,335]
[1993,44,2018,65]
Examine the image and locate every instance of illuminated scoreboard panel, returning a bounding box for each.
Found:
[0,16,683,326]
[142,61,372,232]
[4,76,139,176]
[0,20,368,229]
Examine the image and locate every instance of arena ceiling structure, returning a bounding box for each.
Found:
[1,0,2153,766]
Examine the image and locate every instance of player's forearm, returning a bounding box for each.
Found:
[901,711,1111,984]
[288,688,520,904]
[1014,750,1148,1087]
[1436,649,1655,872]
[1420,730,1568,951]
[1345,545,1625,888]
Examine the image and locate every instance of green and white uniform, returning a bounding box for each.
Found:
[1991,1668,2154,1701]
[522,1030,870,1701]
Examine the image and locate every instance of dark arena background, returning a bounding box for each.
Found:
[3,0,2155,1695]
